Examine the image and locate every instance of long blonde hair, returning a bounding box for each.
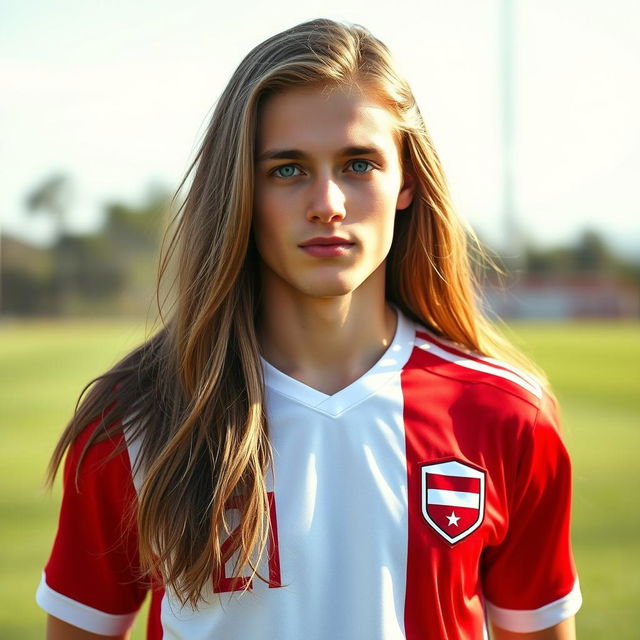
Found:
[49,18,541,606]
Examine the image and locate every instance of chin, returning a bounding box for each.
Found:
[304,285,356,299]
[299,277,360,299]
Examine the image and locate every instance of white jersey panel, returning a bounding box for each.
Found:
[265,373,409,640]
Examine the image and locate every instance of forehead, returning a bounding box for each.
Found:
[256,85,401,157]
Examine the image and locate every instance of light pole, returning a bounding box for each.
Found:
[499,0,524,275]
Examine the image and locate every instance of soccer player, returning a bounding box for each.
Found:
[37,18,582,640]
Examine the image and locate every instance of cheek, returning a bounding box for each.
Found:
[253,216,277,261]
[358,182,400,228]
[361,184,401,255]
[253,190,279,241]
[367,169,403,209]
[252,196,291,269]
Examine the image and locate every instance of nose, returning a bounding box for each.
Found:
[306,173,346,224]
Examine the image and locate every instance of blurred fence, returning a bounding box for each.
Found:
[484,274,639,320]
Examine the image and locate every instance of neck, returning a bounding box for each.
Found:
[257,267,397,395]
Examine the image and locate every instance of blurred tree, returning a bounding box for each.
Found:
[2,179,174,316]
[25,173,74,242]
[57,234,125,306]
[1,235,54,314]
[574,229,615,272]
[24,174,74,313]
[100,184,172,314]
[103,183,168,250]
[525,228,620,276]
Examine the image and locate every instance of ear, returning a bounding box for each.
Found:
[396,169,416,211]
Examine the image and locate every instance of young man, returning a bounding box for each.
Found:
[38,19,581,639]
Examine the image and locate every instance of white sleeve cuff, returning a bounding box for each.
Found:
[36,572,138,636]
[486,578,582,633]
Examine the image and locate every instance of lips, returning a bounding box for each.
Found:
[299,236,354,247]
[299,236,355,258]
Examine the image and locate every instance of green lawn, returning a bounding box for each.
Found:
[1,320,638,638]
[0,320,151,640]
[506,323,640,637]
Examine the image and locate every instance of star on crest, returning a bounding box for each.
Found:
[446,511,460,527]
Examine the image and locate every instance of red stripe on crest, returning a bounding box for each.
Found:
[427,474,480,494]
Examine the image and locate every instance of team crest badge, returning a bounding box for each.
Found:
[421,459,485,544]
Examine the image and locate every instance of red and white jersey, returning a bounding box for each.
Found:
[37,311,581,639]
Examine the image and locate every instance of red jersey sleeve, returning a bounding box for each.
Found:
[481,393,582,633]
[36,419,148,635]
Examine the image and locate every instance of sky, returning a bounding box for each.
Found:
[2,0,639,256]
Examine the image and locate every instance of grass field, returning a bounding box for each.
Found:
[1,320,638,638]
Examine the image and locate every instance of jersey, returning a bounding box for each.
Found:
[36,310,581,639]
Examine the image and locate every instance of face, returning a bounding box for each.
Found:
[253,84,415,301]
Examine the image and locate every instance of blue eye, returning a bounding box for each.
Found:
[350,160,373,174]
[274,165,301,178]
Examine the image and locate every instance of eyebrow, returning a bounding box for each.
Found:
[256,145,384,162]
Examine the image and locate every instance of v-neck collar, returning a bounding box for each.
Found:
[261,309,416,417]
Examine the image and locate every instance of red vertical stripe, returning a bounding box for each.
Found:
[402,350,486,639]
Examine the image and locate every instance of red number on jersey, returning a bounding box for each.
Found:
[213,491,282,593]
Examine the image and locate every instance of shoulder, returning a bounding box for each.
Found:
[63,414,136,495]
[403,323,560,442]
[407,324,545,405]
